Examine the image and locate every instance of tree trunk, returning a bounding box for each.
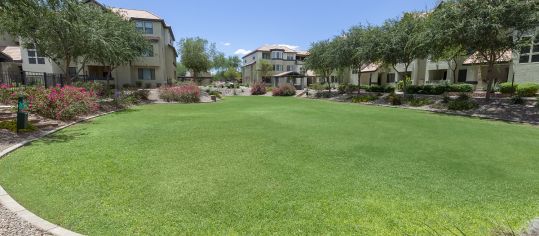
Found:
[357,71,362,96]
[64,56,71,86]
[485,61,495,101]
[326,76,331,93]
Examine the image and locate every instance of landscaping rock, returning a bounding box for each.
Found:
[0,204,51,236]
[523,218,539,236]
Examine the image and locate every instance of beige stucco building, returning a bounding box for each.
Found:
[4,0,176,88]
[242,45,312,88]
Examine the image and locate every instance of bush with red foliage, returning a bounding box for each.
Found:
[250,82,267,95]
[27,85,99,121]
[159,83,201,103]
[272,83,297,96]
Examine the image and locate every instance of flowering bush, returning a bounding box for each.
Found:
[73,81,106,97]
[27,86,99,121]
[272,83,297,96]
[251,81,266,95]
[159,83,200,103]
[0,84,16,105]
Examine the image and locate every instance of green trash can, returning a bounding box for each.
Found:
[17,112,28,130]
[17,95,29,131]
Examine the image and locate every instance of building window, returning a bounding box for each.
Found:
[27,49,45,64]
[286,65,294,71]
[271,51,283,60]
[286,54,295,60]
[387,73,396,83]
[142,45,154,57]
[458,69,467,82]
[519,34,539,63]
[136,21,154,34]
[273,65,283,71]
[138,68,155,80]
[262,53,270,59]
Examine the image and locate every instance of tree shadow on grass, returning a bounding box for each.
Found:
[29,129,90,146]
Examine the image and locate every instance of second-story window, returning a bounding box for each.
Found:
[286,54,295,60]
[262,53,270,59]
[273,65,283,71]
[286,65,294,71]
[271,51,283,60]
[27,48,45,65]
[519,34,539,63]
[136,21,154,34]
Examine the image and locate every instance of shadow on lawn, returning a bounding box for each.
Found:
[27,128,90,146]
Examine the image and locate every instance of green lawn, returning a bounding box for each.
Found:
[1,97,538,235]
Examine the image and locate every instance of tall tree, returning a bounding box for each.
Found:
[176,63,188,77]
[177,37,216,81]
[89,8,149,90]
[305,40,335,92]
[0,0,106,83]
[344,25,384,93]
[431,0,539,100]
[377,13,430,93]
[259,60,272,82]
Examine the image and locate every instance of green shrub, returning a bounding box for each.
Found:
[352,95,378,103]
[135,81,143,88]
[309,83,325,92]
[338,84,359,94]
[447,94,478,110]
[509,95,524,105]
[387,93,402,105]
[133,89,150,101]
[208,90,222,99]
[272,83,297,96]
[498,82,517,94]
[315,91,333,98]
[0,120,37,133]
[367,85,394,93]
[442,95,451,104]
[447,84,474,93]
[516,83,539,97]
[408,97,434,107]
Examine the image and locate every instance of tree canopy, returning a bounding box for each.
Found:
[430,0,539,99]
[0,0,148,83]
[177,37,217,80]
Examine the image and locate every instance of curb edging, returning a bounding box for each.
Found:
[0,110,119,236]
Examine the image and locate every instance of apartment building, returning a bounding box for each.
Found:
[242,45,312,88]
[7,0,176,88]
[0,34,21,75]
[350,30,539,89]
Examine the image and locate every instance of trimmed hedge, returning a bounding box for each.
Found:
[498,83,539,97]
[366,85,395,93]
[404,84,474,95]
[516,83,539,97]
[498,82,517,94]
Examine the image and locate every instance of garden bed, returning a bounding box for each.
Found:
[312,92,539,125]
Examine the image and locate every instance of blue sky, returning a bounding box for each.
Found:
[99,0,437,58]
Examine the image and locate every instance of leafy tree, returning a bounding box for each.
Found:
[0,0,106,83]
[377,13,430,93]
[223,67,241,82]
[89,8,149,90]
[432,0,539,100]
[177,37,216,81]
[305,40,335,92]
[343,25,384,93]
[176,63,188,77]
[258,60,272,82]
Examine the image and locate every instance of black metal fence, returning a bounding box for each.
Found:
[0,71,111,88]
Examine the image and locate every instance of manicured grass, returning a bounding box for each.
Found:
[0,97,538,235]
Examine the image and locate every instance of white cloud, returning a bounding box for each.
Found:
[234,49,251,56]
[277,44,300,50]
[223,42,231,46]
